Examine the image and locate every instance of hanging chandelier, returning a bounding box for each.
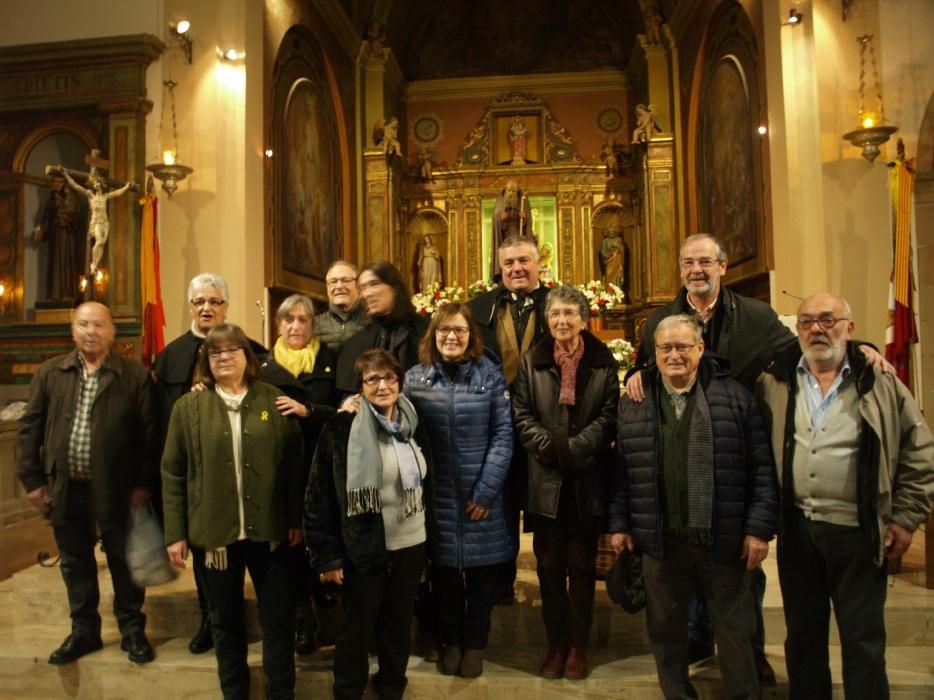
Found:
[146,79,193,197]
[841,34,898,163]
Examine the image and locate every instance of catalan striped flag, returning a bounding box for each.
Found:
[139,187,165,367]
[885,155,917,388]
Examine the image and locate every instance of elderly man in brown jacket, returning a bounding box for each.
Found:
[17,302,158,666]
[757,293,934,700]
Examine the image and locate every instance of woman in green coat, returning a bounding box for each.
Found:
[162,324,304,700]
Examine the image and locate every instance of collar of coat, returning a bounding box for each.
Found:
[643,351,732,392]
[529,329,616,370]
[57,348,124,375]
[763,340,874,396]
[672,284,739,319]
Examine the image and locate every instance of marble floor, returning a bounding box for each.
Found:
[1,529,933,698]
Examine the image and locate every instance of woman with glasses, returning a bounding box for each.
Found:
[305,349,430,700]
[403,304,513,678]
[512,285,619,681]
[260,294,339,655]
[161,324,304,699]
[334,261,427,401]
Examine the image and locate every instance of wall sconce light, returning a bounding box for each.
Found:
[783,9,803,26]
[170,20,193,64]
[842,34,899,163]
[146,79,194,197]
[217,47,245,62]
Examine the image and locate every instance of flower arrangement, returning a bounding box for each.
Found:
[606,337,636,386]
[411,283,468,317]
[467,280,496,299]
[576,280,625,317]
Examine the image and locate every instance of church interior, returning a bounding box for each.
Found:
[1,0,934,697]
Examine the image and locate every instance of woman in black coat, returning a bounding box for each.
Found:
[335,261,427,400]
[260,293,338,654]
[304,349,431,700]
[512,285,619,681]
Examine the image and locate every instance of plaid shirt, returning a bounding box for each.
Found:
[67,353,100,481]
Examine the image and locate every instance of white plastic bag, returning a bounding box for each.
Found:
[126,504,177,587]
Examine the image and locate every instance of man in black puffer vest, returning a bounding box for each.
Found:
[611,314,778,700]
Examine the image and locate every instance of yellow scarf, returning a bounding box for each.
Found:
[274,335,320,377]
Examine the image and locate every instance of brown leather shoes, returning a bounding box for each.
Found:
[564,646,589,680]
[540,645,568,679]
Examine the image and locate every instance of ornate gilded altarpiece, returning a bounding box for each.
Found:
[0,35,160,382]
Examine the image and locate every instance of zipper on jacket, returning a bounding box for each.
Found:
[447,369,464,570]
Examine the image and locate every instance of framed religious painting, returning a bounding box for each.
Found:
[691,2,768,280]
[269,26,350,295]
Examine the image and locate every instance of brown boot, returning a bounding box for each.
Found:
[540,646,568,679]
[439,645,461,675]
[564,647,589,680]
[459,648,484,678]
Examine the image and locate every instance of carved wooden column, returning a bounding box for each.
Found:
[363,148,404,266]
[642,136,679,303]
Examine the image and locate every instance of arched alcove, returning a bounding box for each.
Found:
[406,208,448,293]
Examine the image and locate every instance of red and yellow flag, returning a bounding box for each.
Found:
[139,188,165,367]
[885,156,917,388]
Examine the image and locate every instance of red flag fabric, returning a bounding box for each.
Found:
[140,189,166,367]
[884,157,917,387]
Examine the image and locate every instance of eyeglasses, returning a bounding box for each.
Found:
[679,258,721,270]
[362,373,398,388]
[796,317,849,330]
[208,346,243,359]
[191,297,227,308]
[436,326,469,338]
[656,343,699,355]
[326,276,355,287]
[548,309,581,321]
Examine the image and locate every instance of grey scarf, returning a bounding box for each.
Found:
[685,384,715,545]
[345,394,423,518]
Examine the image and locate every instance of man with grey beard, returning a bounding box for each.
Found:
[756,293,934,700]
[491,180,533,279]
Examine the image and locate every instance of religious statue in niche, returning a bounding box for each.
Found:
[33,171,86,303]
[602,137,619,177]
[415,235,443,292]
[599,227,626,290]
[373,116,401,157]
[509,115,528,165]
[491,179,534,279]
[632,104,660,144]
[416,146,434,181]
[539,242,555,283]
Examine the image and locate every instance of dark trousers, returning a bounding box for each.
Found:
[194,540,296,700]
[643,536,758,700]
[52,480,145,639]
[532,507,601,649]
[433,563,502,649]
[333,543,425,700]
[688,565,767,652]
[778,510,889,700]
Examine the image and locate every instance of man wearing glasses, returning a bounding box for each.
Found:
[611,313,777,699]
[756,293,934,699]
[152,272,266,655]
[315,260,365,353]
[625,233,890,682]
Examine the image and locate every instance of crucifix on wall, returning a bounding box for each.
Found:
[45,150,138,301]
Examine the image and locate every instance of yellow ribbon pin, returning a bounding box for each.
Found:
[260,410,269,421]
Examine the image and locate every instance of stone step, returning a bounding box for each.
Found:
[11,552,934,650]
[2,627,934,700]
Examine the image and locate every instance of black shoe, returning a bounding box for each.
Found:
[48,634,103,665]
[188,618,214,654]
[755,649,777,686]
[121,632,155,663]
[687,637,715,665]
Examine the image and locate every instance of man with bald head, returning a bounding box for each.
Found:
[757,293,934,699]
[17,302,158,665]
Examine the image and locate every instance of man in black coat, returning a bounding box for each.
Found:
[152,272,266,654]
[17,302,158,665]
[611,314,777,699]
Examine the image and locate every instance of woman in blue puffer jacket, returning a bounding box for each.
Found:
[404,303,514,679]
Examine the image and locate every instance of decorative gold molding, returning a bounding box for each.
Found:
[406,70,629,102]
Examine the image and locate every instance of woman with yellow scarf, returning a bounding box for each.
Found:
[260,294,338,655]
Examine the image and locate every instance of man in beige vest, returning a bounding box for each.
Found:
[756,293,934,699]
